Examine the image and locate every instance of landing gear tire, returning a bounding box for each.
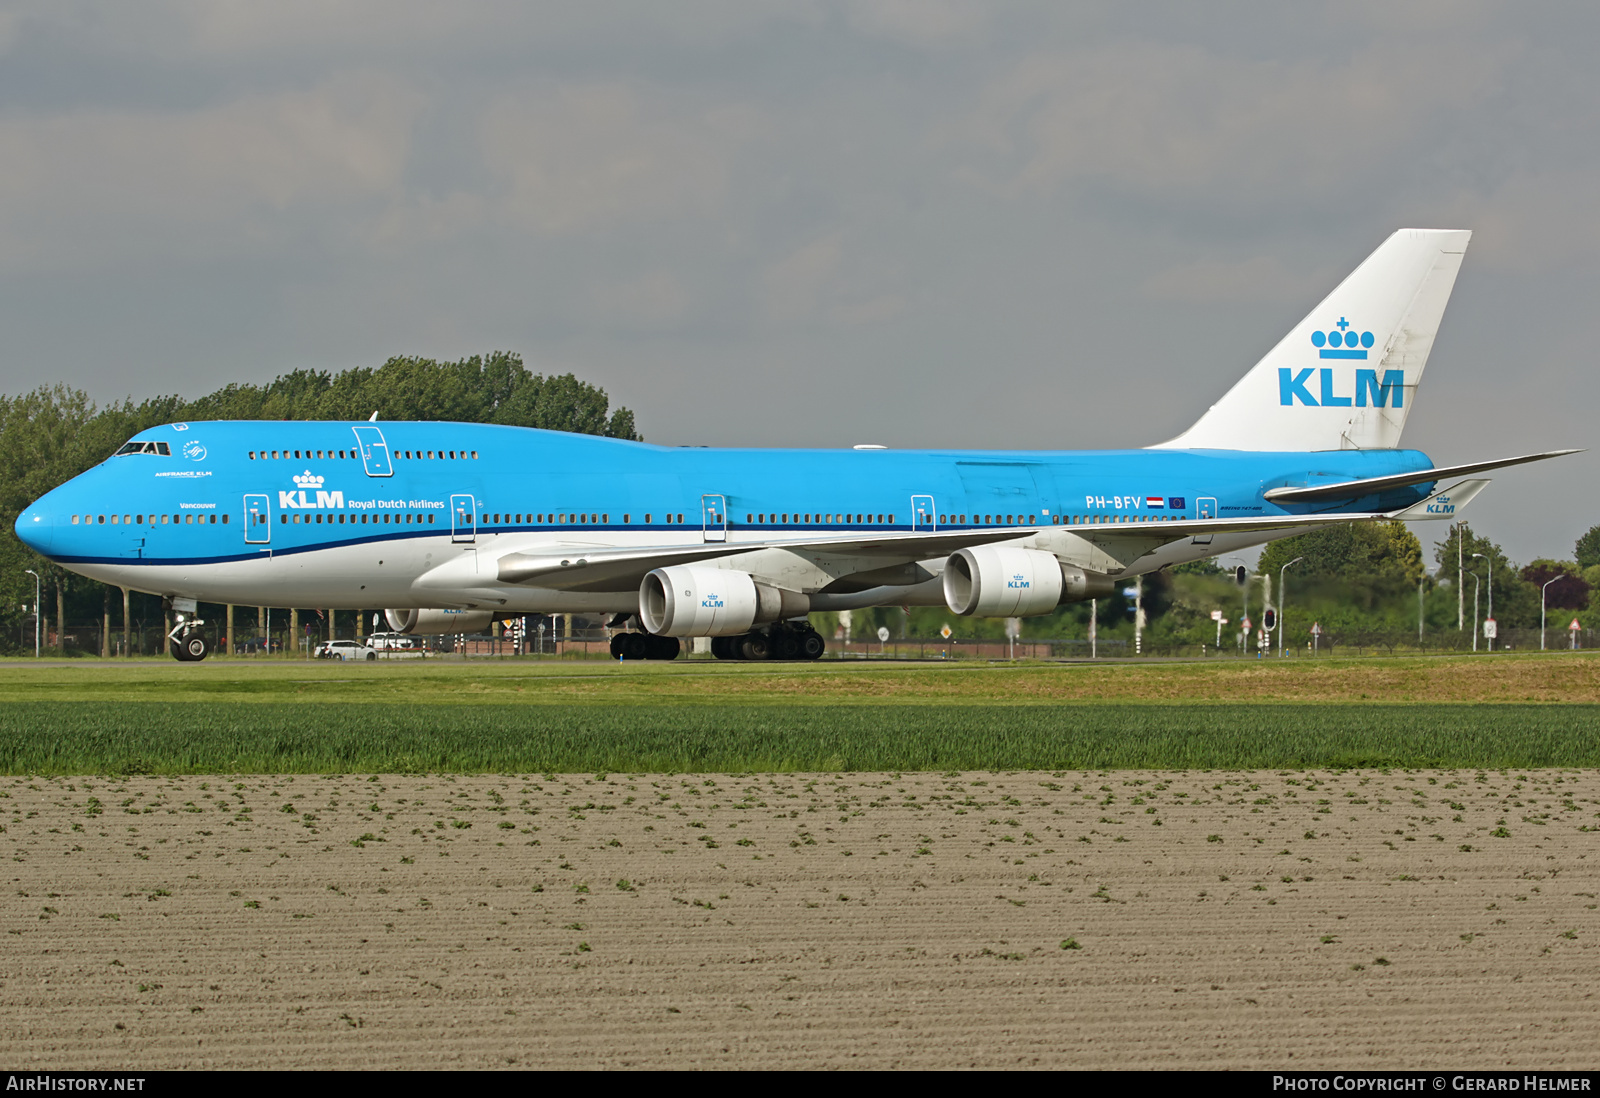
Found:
[738,633,770,660]
[644,634,680,661]
[173,633,209,662]
[612,633,659,660]
[800,631,826,660]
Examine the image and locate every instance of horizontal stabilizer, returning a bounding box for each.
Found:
[1262,449,1581,503]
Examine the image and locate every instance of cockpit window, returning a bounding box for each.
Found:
[114,441,171,456]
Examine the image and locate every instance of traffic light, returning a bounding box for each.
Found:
[1234,565,1247,586]
[1263,608,1277,631]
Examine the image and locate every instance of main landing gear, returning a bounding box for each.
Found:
[609,632,682,661]
[711,622,826,661]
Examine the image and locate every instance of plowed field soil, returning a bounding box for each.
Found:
[3,769,1596,1069]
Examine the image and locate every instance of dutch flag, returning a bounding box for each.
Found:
[1146,497,1165,508]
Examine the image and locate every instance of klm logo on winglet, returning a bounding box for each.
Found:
[279,471,345,510]
[1425,495,1455,516]
[1312,317,1375,359]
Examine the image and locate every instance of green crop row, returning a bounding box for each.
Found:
[2,703,1598,774]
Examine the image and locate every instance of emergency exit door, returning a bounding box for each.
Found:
[702,494,727,543]
[244,493,271,544]
[451,494,476,544]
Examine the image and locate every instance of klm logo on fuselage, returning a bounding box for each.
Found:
[1281,318,1403,407]
[279,471,345,510]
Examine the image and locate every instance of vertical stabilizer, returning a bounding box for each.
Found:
[1152,228,1470,451]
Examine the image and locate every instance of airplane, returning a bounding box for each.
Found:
[12,227,1578,662]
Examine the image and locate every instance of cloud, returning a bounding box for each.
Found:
[1142,254,1331,304]
[0,73,422,270]
[844,0,989,49]
[762,232,843,321]
[481,84,757,237]
[939,36,1511,203]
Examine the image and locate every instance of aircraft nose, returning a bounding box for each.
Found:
[14,508,53,555]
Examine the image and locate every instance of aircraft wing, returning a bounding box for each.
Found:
[491,479,1488,592]
[494,526,1039,591]
[1261,449,1578,503]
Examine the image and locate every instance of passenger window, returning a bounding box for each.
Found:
[644,514,651,523]
[427,514,435,524]
[472,451,478,459]
[624,514,631,523]
[677,514,683,523]
[602,514,608,523]
[222,514,229,524]
[71,515,79,525]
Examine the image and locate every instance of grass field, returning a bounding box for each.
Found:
[2,651,1597,773]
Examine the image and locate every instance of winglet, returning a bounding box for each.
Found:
[1388,478,1490,521]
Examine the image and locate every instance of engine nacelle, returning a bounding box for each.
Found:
[385,608,496,635]
[943,546,1070,617]
[639,566,810,637]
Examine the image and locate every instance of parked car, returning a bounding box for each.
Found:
[314,639,377,661]
[365,632,429,657]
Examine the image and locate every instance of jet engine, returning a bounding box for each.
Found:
[943,547,1114,617]
[384,608,496,635]
[639,565,809,637]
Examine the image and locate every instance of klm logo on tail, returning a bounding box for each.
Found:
[1312,317,1375,358]
[1281,320,1401,407]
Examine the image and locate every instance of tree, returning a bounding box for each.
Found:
[1576,525,1600,569]
[1521,560,1591,611]
[1258,521,1424,585]
[1433,525,1540,628]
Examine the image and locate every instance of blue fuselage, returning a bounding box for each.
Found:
[16,421,1434,580]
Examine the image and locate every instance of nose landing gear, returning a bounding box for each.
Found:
[167,609,210,662]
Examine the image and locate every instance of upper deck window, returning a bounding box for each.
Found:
[113,441,170,456]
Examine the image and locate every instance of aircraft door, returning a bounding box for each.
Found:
[244,493,271,544]
[912,495,936,531]
[451,494,476,544]
[350,426,394,477]
[1192,496,1217,546]
[701,494,727,543]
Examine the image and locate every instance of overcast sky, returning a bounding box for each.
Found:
[0,1,1594,566]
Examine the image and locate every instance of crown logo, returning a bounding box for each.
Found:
[1311,317,1374,359]
[293,470,325,488]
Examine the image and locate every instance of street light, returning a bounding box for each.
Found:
[1278,556,1303,658]
[1472,553,1494,650]
[23,570,39,658]
[1469,571,1481,653]
[1542,575,1563,651]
